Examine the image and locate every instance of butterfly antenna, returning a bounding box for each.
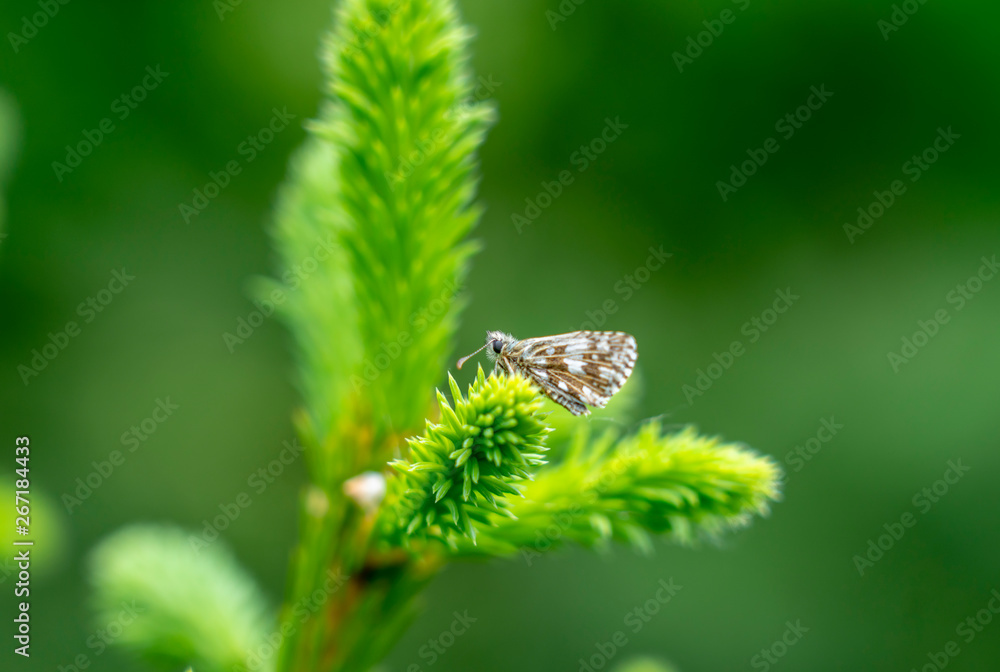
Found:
[456,341,490,369]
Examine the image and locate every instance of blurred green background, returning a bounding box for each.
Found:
[2,0,999,670]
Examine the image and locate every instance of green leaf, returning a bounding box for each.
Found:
[456,422,782,555]
[88,525,271,672]
[263,0,496,484]
[377,368,551,547]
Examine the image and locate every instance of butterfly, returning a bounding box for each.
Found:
[457,330,637,416]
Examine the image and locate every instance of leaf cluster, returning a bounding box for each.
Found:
[380,366,550,546]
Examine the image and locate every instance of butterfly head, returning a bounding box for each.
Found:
[457,331,518,369]
[484,331,516,361]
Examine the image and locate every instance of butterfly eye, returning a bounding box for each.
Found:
[491,340,503,354]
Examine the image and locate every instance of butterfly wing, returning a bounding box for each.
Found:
[521,366,597,416]
[512,331,637,415]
